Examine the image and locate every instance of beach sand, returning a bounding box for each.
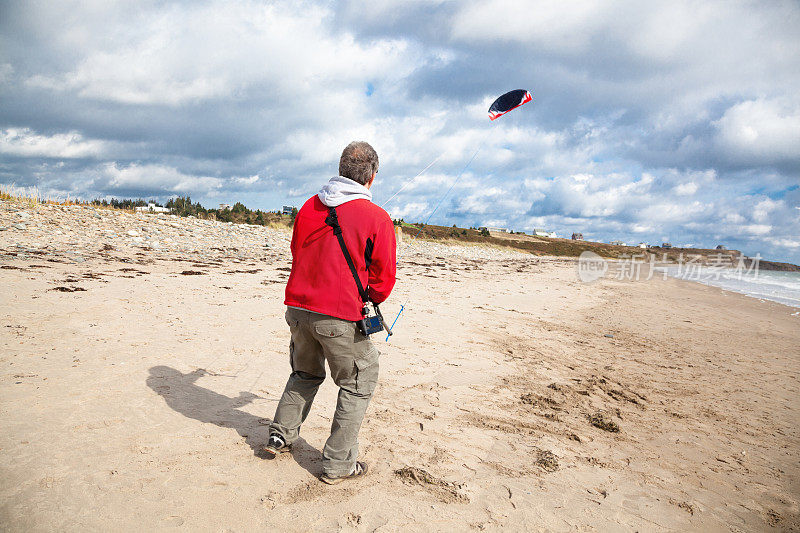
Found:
[1,203,799,531]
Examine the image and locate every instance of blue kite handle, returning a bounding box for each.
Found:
[385,305,405,342]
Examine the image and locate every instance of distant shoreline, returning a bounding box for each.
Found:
[658,266,800,309]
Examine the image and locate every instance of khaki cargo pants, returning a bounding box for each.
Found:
[270,307,380,477]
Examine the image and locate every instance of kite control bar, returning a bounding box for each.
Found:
[358,302,392,338]
[385,304,404,341]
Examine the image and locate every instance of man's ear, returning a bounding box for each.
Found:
[366,173,376,189]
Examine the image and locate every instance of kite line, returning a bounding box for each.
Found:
[381,89,533,341]
[382,140,487,340]
[380,155,441,208]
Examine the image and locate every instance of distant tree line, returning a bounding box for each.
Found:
[91,198,158,209]
[166,196,291,226]
[165,196,200,216]
[91,195,292,228]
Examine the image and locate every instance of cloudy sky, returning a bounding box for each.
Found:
[1,0,799,262]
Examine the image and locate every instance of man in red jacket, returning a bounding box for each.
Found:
[264,141,396,484]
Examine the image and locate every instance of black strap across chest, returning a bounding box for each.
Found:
[324,206,369,304]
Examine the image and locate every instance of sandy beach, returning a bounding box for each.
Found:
[1,201,799,532]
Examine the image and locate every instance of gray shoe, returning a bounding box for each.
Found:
[263,433,291,458]
[320,461,368,485]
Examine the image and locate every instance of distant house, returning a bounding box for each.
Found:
[486,226,510,233]
[638,242,648,249]
[661,242,672,249]
[282,205,297,216]
[218,204,232,211]
[135,203,169,213]
[610,240,625,246]
[533,229,558,238]
[571,232,584,240]
[716,245,727,250]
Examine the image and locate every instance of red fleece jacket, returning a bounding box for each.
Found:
[284,195,396,321]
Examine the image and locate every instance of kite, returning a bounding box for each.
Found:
[488,89,533,121]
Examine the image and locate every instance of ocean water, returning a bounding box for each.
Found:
[660,266,800,309]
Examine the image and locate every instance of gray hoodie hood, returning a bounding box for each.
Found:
[317,176,372,207]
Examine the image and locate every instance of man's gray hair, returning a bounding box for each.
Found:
[339,141,379,185]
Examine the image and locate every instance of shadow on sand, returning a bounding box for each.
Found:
[146,365,320,476]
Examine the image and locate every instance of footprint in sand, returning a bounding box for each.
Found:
[162,516,185,527]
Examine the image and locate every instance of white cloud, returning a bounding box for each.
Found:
[451,0,605,53]
[751,198,781,223]
[103,163,223,193]
[388,201,429,220]
[455,185,527,216]
[450,0,800,73]
[673,182,698,196]
[234,175,260,186]
[740,224,772,236]
[765,237,800,249]
[26,1,425,107]
[0,128,111,158]
[714,98,800,163]
[723,213,745,224]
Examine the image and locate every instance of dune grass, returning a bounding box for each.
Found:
[0,184,42,208]
[0,184,137,212]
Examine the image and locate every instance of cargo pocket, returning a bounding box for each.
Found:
[285,310,297,370]
[314,322,348,339]
[354,345,380,396]
[285,309,299,328]
[288,339,296,371]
